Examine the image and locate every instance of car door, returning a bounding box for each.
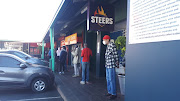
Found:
[0,56,26,87]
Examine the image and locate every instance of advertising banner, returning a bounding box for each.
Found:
[61,40,65,46]
[87,3,114,32]
[65,33,77,45]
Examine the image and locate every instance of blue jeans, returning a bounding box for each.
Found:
[64,64,67,71]
[106,68,117,95]
[82,62,90,82]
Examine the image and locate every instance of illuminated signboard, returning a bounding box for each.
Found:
[87,3,114,31]
[61,40,65,46]
[65,33,77,45]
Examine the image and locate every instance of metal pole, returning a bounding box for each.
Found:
[50,27,55,71]
[41,40,45,59]
[28,43,30,54]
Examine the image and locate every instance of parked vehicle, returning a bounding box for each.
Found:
[0,50,49,66]
[0,53,54,92]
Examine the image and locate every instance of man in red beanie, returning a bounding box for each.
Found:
[103,35,119,100]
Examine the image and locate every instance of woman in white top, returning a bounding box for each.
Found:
[56,47,61,72]
[71,45,80,77]
[56,47,61,57]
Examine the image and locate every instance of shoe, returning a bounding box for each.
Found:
[72,75,77,77]
[109,95,117,100]
[104,93,111,96]
[62,72,64,74]
[59,72,61,74]
[86,81,91,84]
[80,81,85,84]
[76,75,80,77]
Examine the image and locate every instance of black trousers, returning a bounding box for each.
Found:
[55,56,59,72]
[58,62,65,72]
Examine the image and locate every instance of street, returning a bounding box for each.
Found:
[0,86,63,101]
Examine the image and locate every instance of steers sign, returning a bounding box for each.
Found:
[87,3,114,31]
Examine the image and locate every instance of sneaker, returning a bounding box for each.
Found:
[62,72,64,74]
[72,75,77,77]
[76,75,80,77]
[80,81,85,85]
[109,95,117,100]
[59,72,61,74]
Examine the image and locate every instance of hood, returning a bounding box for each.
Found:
[25,57,48,66]
[30,63,49,68]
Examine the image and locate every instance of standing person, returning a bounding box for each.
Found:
[80,43,92,84]
[47,49,51,60]
[56,47,61,72]
[103,35,119,100]
[79,44,84,76]
[56,47,61,57]
[58,46,67,74]
[71,45,80,77]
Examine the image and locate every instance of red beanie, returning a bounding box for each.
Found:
[103,35,110,40]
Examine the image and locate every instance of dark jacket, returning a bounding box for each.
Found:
[59,49,67,64]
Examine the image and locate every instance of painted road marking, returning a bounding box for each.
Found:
[8,96,61,101]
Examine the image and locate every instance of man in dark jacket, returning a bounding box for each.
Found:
[59,46,67,74]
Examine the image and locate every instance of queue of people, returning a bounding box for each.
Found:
[53,35,119,100]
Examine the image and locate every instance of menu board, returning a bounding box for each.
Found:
[129,0,180,44]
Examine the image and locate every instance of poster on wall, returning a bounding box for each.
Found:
[61,40,65,46]
[129,0,180,44]
[34,48,37,54]
[87,3,114,32]
[30,48,33,54]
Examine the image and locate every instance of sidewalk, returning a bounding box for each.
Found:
[54,66,124,101]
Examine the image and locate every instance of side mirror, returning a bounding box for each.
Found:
[20,64,27,68]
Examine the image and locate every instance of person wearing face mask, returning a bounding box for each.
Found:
[103,35,119,100]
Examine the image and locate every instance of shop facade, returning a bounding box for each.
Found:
[51,0,127,77]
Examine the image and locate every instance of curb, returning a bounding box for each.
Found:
[55,82,68,101]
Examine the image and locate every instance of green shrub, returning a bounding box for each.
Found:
[115,36,126,57]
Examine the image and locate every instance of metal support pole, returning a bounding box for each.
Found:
[50,27,55,71]
[41,40,45,59]
[28,43,30,54]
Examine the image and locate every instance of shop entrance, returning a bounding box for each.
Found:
[86,31,97,75]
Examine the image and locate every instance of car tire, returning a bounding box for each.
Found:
[31,78,48,93]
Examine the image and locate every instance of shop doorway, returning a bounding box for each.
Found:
[86,31,97,75]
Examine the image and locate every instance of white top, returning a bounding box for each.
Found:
[56,49,61,56]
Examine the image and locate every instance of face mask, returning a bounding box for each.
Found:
[103,41,106,45]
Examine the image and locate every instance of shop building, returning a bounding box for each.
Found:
[43,0,127,77]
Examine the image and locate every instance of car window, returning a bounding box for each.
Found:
[0,56,21,68]
[13,52,27,58]
[19,51,32,58]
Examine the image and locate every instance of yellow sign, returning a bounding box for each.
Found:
[65,33,77,45]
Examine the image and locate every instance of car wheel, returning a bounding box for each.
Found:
[31,78,47,93]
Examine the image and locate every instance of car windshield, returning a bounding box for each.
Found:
[18,51,32,58]
[14,52,27,58]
